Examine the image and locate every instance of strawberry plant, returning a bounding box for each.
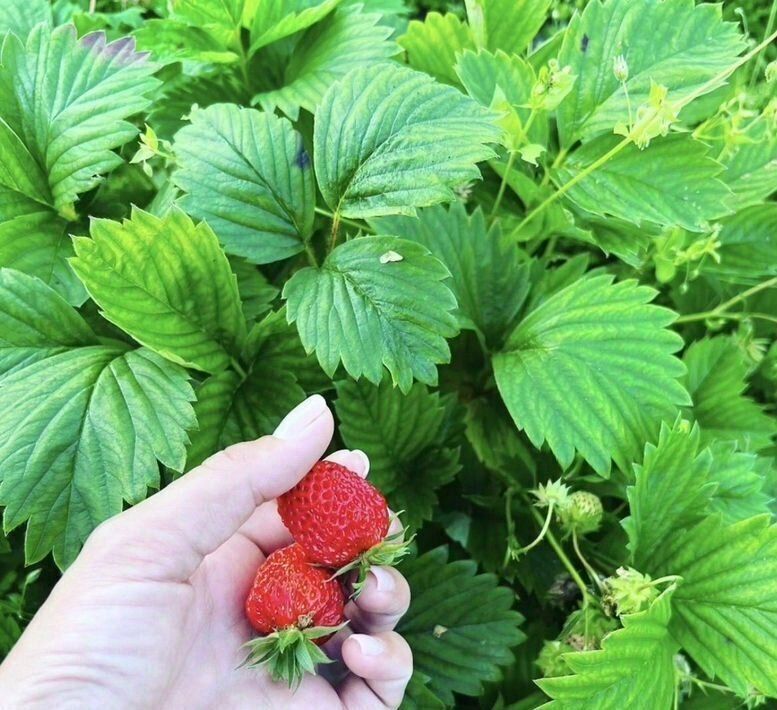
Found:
[0,0,776,707]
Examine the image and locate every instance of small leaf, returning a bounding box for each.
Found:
[249,0,341,53]
[397,546,525,704]
[493,275,689,474]
[71,208,247,374]
[314,62,501,219]
[284,236,458,391]
[464,0,550,55]
[335,379,460,527]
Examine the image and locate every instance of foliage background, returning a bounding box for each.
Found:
[0,0,776,707]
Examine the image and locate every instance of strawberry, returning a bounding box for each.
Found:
[278,461,409,588]
[243,543,346,688]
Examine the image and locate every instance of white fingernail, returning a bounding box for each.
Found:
[352,449,370,477]
[353,635,384,656]
[369,566,395,593]
[274,395,326,440]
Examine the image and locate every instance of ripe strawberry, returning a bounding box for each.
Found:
[278,461,409,587]
[243,543,346,687]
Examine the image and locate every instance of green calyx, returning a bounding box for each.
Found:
[333,528,414,598]
[241,620,348,690]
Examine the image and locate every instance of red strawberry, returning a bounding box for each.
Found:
[243,543,345,687]
[278,461,409,589]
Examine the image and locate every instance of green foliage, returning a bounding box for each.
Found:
[0,0,775,706]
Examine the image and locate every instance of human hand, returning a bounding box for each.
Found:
[0,395,413,709]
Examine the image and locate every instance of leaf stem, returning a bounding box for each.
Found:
[230,357,248,380]
[528,506,590,606]
[572,530,604,592]
[674,276,777,323]
[303,241,318,268]
[490,150,517,222]
[749,0,777,89]
[329,211,341,253]
[514,504,555,558]
[314,207,368,234]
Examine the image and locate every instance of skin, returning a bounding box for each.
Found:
[0,395,413,709]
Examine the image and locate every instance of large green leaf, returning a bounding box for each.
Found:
[398,12,475,86]
[313,62,501,219]
[248,0,341,53]
[371,202,530,348]
[397,547,525,705]
[252,6,396,121]
[493,275,690,474]
[704,205,777,284]
[335,379,460,527]
[464,0,550,55]
[283,236,458,392]
[0,0,51,40]
[537,590,678,709]
[556,0,745,146]
[0,270,195,568]
[70,208,247,374]
[683,336,776,452]
[173,104,316,265]
[623,419,716,569]
[646,515,777,697]
[0,210,85,305]
[0,25,159,218]
[556,134,732,231]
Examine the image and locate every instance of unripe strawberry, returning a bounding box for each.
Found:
[279,461,408,586]
[559,490,603,535]
[243,543,346,688]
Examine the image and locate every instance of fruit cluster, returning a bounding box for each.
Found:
[242,460,407,687]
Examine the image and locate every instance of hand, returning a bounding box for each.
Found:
[0,396,413,709]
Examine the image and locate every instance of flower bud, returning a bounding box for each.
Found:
[613,54,629,82]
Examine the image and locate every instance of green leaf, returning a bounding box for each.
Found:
[556,134,732,231]
[0,25,159,217]
[133,19,240,65]
[252,6,396,121]
[0,271,195,567]
[397,12,475,86]
[683,336,776,452]
[623,419,716,570]
[173,104,316,265]
[0,210,85,305]
[706,442,773,524]
[397,546,525,704]
[464,0,549,55]
[335,379,460,528]
[493,275,690,474]
[314,62,501,219]
[0,0,51,40]
[556,0,745,146]
[645,515,777,696]
[186,366,305,470]
[0,268,95,375]
[455,48,535,111]
[71,208,247,374]
[704,205,777,285]
[174,0,244,49]
[284,236,458,392]
[371,202,529,348]
[230,259,278,322]
[249,0,341,53]
[537,589,678,709]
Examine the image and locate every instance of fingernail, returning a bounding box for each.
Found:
[352,635,384,657]
[352,449,370,477]
[369,566,395,593]
[274,395,327,440]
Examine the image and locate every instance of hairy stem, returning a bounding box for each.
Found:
[675,276,777,323]
[490,150,517,221]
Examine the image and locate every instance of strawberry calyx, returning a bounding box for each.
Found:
[332,528,414,598]
[241,618,348,689]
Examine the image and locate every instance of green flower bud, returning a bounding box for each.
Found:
[559,490,603,534]
[536,640,573,678]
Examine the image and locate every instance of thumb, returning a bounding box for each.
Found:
[82,395,333,581]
